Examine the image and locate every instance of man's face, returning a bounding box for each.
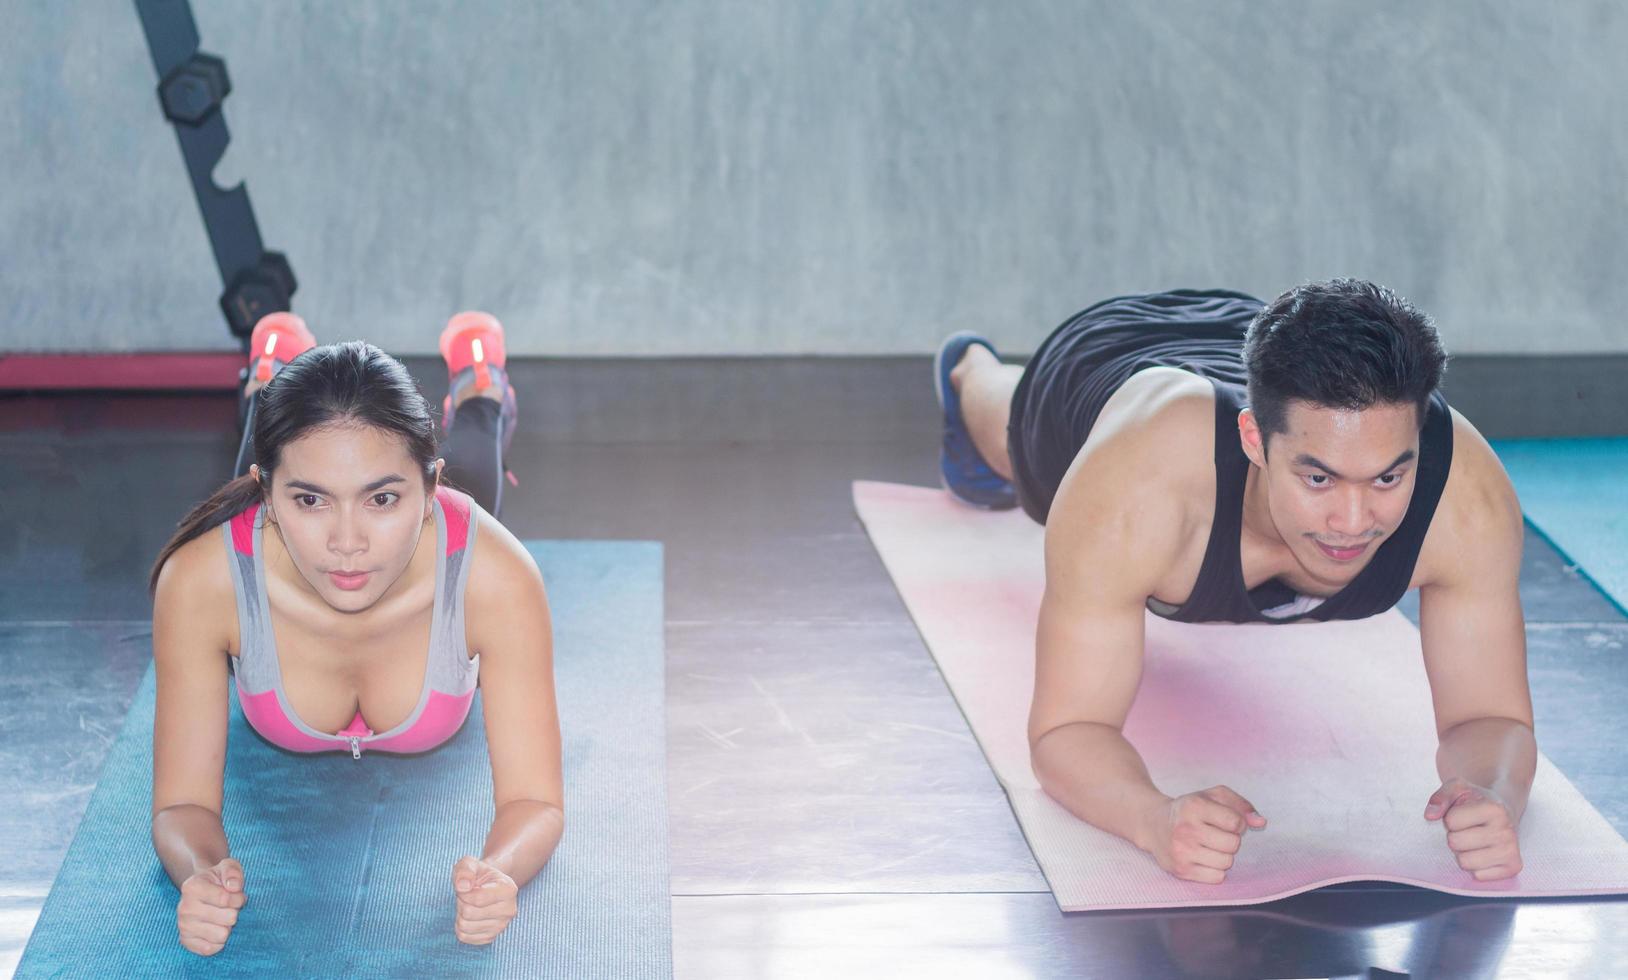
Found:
[256,424,437,613]
[1242,400,1422,589]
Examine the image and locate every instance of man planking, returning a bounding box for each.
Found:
[934,281,1533,884]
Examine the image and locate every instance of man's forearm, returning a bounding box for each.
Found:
[1032,721,1169,852]
[152,803,229,888]
[1436,717,1537,820]
[481,800,565,888]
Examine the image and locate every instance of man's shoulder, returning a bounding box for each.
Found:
[1437,408,1522,531]
[1085,367,1219,472]
[1415,407,1523,589]
[1047,368,1218,572]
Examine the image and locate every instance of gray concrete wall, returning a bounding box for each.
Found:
[3,1,1625,356]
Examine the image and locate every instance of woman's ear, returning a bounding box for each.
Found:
[249,464,276,525]
[424,459,445,522]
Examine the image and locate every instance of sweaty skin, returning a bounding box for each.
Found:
[151,424,564,954]
[1019,366,1534,884]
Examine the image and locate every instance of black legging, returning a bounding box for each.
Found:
[234,392,507,517]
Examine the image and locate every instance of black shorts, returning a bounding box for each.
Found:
[1007,288,1264,524]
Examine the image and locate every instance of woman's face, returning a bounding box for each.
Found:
[254,424,442,612]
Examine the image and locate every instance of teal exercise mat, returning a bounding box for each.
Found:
[1493,438,1628,616]
[18,541,670,978]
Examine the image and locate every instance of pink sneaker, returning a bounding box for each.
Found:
[438,311,518,468]
[248,312,317,385]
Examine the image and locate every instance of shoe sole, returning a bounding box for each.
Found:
[439,312,507,372]
[933,331,1017,510]
[932,330,988,417]
[438,312,515,445]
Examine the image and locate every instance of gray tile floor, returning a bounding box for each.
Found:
[2,383,1627,979]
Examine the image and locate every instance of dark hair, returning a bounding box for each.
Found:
[1243,278,1447,448]
[148,341,439,596]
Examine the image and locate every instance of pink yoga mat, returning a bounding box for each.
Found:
[854,480,1628,911]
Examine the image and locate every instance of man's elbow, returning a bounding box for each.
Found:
[1437,714,1537,741]
[1029,720,1089,794]
[1028,715,1065,765]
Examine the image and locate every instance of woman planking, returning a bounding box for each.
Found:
[147,312,561,955]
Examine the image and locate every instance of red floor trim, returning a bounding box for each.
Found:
[0,352,246,391]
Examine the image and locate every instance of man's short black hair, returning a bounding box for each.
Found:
[1243,278,1447,448]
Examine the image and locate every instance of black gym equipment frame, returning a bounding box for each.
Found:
[132,0,296,348]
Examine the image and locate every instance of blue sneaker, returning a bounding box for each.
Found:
[934,331,1017,509]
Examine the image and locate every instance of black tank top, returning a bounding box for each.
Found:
[1150,381,1454,624]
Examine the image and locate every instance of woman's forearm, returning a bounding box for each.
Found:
[480,799,565,888]
[152,803,230,887]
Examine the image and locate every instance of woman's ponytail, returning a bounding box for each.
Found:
[147,472,264,596]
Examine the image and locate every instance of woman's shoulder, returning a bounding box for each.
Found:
[465,503,543,589]
[157,520,239,593]
[463,499,543,599]
[151,521,239,652]
[457,500,550,662]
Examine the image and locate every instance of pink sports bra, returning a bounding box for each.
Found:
[222,485,481,758]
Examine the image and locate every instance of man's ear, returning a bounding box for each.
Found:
[1238,408,1268,469]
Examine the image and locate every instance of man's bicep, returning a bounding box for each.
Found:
[1029,444,1183,744]
[1029,585,1147,743]
[1417,480,1532,733]
[1028,495,1162,743]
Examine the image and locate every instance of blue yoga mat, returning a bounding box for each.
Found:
[1493,438,1628,616]
[18,541,670,978]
